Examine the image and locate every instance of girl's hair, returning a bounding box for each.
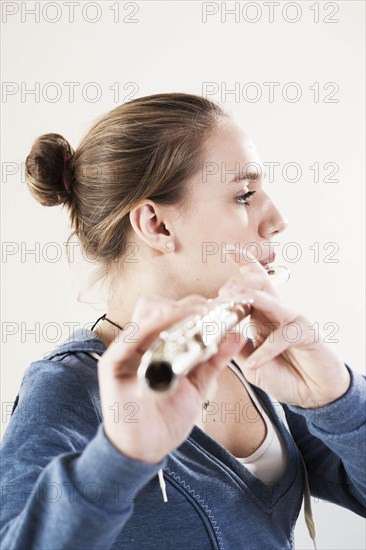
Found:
[25,92,228,293]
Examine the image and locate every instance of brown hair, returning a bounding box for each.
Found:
[25,92,228,293]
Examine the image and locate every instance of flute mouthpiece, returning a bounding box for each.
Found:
[266,265,290,285]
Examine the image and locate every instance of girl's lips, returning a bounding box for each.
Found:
[224,245,276,268]
[260,256,276,269]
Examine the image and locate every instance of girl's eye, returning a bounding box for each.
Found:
[236,190,256,206]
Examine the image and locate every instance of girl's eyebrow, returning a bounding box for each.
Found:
[228,169,267,183]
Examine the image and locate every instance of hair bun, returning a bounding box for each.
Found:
[25,133,74,206]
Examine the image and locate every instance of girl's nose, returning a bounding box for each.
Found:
[259,201,288,239]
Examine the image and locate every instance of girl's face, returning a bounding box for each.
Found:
[167,118,288,298]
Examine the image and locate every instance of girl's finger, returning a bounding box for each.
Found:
[176,294,210,308]
[219,273,278,299]
[241,318,303,369]
[222,258,280,296]
[100,297,208,373]
[186,331,244,396]
[222,288,299,326]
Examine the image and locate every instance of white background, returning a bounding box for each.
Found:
[1,1,365,548]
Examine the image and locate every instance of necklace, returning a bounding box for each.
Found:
[91,313,124,332]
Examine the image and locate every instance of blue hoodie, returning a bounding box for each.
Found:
[1,328,365,549]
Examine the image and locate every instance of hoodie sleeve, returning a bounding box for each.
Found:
[0,360,167,550]
[282,364,366,516]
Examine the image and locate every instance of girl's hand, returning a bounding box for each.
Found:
[218,257,351,409]
[97,294,245,464]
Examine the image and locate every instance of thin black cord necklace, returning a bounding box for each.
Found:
[90,313,124,332]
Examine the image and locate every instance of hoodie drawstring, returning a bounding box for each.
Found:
[158,468,168,502]
[298,449,318,549]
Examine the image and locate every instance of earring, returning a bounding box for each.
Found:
[166,242,173,249]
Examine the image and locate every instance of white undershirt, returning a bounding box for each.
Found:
[227,362,289,486]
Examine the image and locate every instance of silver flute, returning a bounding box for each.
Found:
[137,265,290,394]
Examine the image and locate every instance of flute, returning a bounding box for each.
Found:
[137,265,290,394]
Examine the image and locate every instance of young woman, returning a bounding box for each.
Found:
[1,93,365,549]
